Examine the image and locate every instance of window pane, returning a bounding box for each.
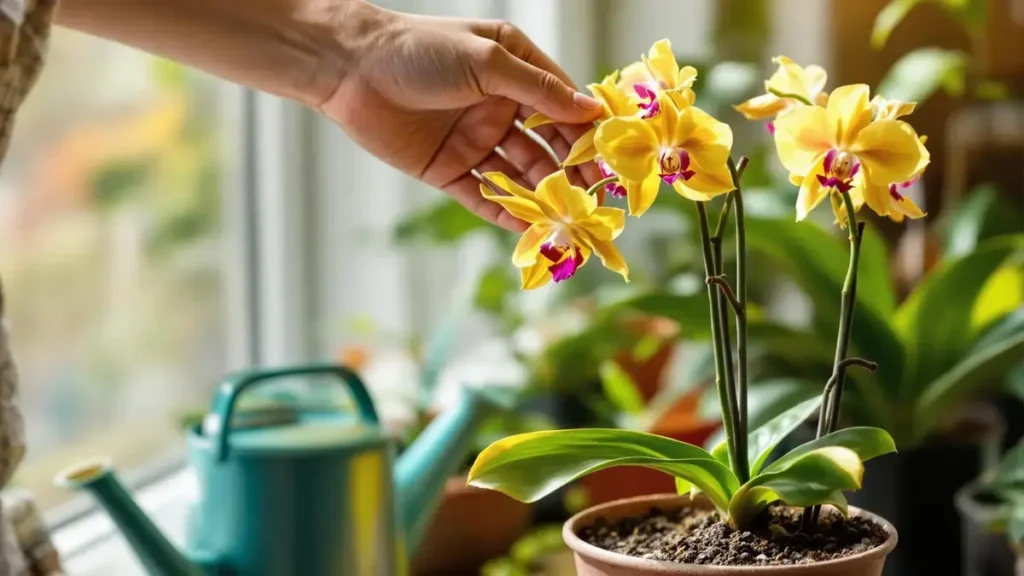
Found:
[0,31,234,510]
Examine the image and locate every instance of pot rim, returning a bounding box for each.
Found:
[562,493,898,574]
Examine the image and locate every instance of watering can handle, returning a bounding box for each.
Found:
[209,363,379,462]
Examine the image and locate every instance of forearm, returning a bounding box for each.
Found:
[54,0,383,107]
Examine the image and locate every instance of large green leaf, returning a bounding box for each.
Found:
[895,235,1022,397]
[599,361,646,415]
[877,48,969,103]
[943,184,1024,258]
[915,325,1024,439]
[764,427,899,474]
[729,447,862,528]
[858,225,897,317]
[746,218,905,389]
[467,429,738,510]
[711,397,822,474]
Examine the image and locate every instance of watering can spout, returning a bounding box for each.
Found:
[394,386,513,554]
[56,459,199,576]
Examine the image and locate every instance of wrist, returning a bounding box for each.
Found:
[287,0,399,109]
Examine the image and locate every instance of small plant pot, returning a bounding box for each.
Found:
[412,475,532,575]
[955,481,1016,576]
[562,494,897,576]
[848,403,1005,576]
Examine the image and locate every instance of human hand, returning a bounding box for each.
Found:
[318,1,604,231]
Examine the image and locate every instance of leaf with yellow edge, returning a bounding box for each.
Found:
[562,127,597,167]
[728,447,863,528]
[467,429,738,512]
[523,113,555,131]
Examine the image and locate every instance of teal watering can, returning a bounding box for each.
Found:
[55,364,505,575]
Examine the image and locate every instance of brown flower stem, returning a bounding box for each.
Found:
[707,276,743,316]
[696,201,745,481]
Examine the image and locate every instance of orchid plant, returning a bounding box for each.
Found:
[468,40,931,531]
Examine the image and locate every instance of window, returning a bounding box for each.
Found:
[0,30,237,512]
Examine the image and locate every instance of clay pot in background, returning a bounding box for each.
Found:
[578,389,719,507]
[563,495,898,576]
[615,316,680,402]
[412,475,532,575]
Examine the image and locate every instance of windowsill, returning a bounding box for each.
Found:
[52,467,198,576]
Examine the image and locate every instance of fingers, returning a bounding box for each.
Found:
[497,127,559,185]
[519,109,603,187]
[473,42,602,126]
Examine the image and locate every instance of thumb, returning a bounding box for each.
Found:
[476,43,602,124]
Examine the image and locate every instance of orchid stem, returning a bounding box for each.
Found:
[729,157,749,440]
[768,87,814,106]
[801,191,865,531]
[696,202,745,482]
[586,176,618,196]
[707,276,743,316]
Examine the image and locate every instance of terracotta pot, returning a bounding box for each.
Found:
[562,494,898,576]
[412,475,532,575]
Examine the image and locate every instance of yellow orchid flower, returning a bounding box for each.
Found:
[595,92,734,217]
[772,83,925,222]
[621,39,698,117]
[523,70,638,167]
[870,95,917,120]
[735,56,829,133]
[837,133,928,227]
[479,171,629,290]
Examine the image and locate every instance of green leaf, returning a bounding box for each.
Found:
[942,184,1024,258]
[877,48,969,103]
[895,235,1022,396]
[615,291,711,338]
[393,198,491,245]
[712,396,822,475]
[746,218,904,389]
[915,323,1024,438]
[764,427,899,474]
[729,447,863,527]
[858,225,897,316]
[474,264,516,315]
[467,429,738,511]
[599,361,646,415]
[871,0,925,49]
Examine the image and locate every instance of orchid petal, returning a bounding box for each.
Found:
[535,171,595,222]
[734,92,788,120]
[594,117,660,183]
[562,127,598,167]
[850,120,922,187]
[827,84,872,149]
[626,173,663,217]
[521,261,552,290]
[512,222,553,267]
[773,105,833,177]
[479,183,546,223]
[796,153,829,221]
[523,113,555,131]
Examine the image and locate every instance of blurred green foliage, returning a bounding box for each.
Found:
[873,0,1010,102]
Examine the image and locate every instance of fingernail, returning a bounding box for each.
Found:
[573,92,602,110]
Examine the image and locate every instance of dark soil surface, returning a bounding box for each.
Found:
[579,504,888,566]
